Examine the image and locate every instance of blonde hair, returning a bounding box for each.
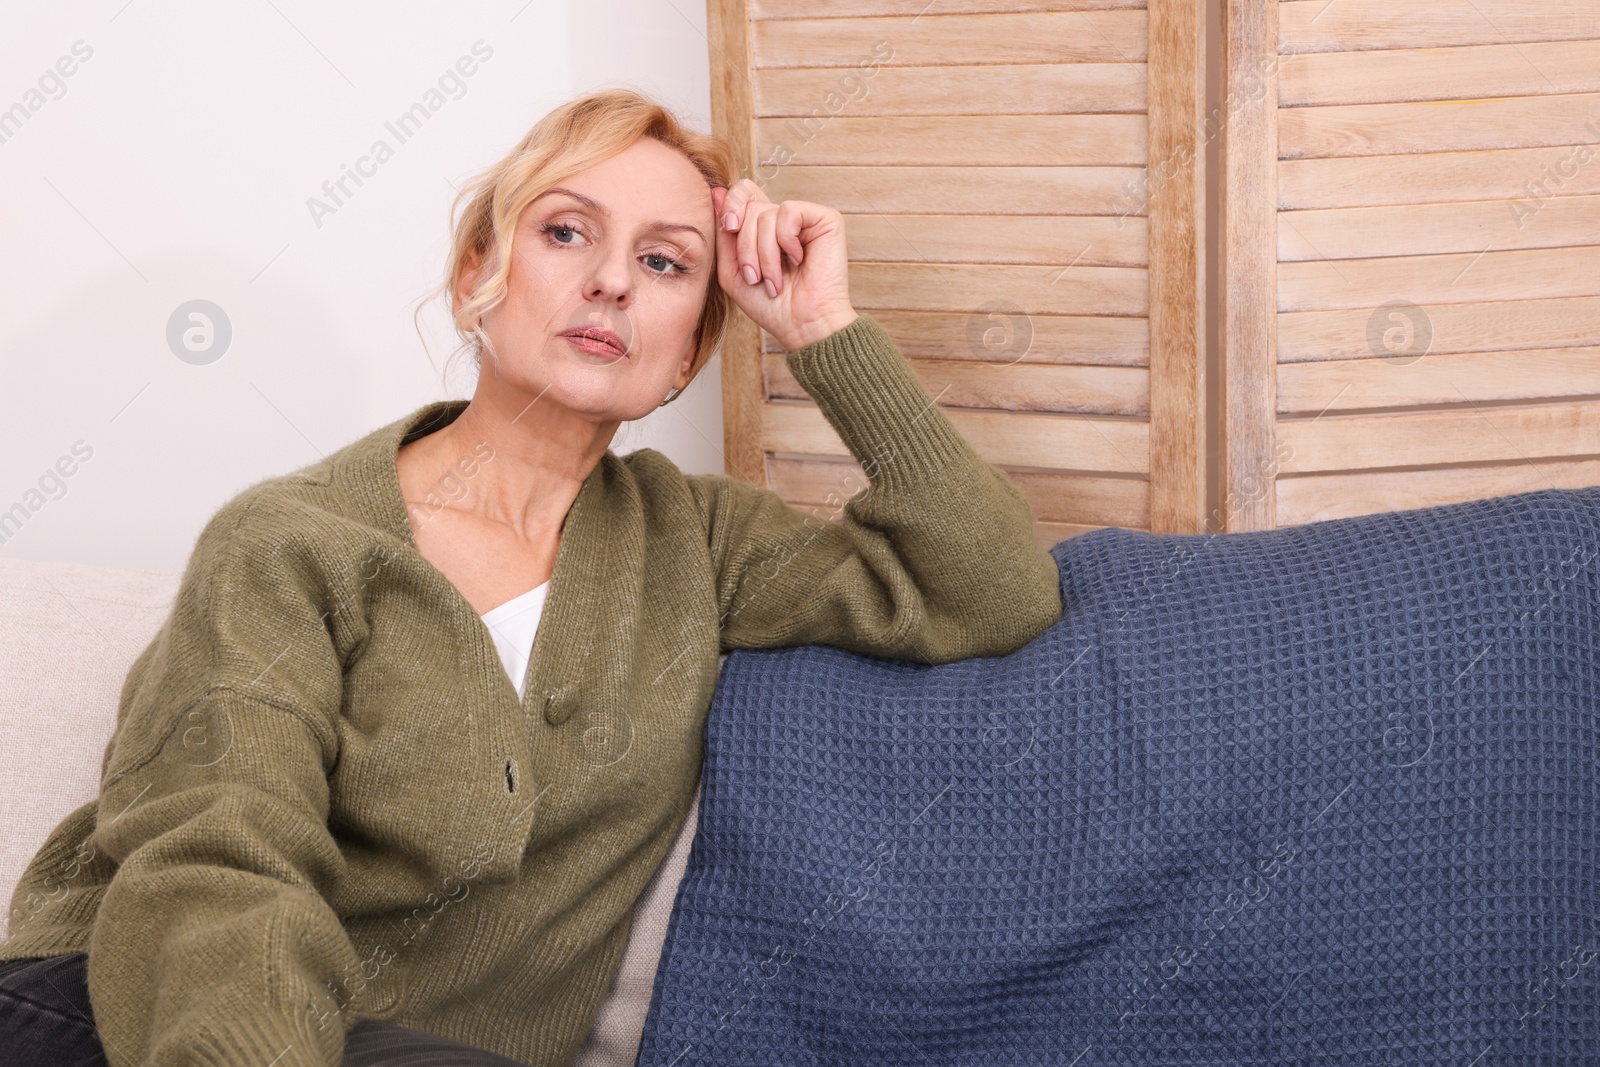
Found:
[421,88,739,405]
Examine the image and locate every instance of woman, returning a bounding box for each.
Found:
[0,88,1063,1066]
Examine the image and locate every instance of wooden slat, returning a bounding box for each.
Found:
[752,11,1149,66]
[754,115,1148,166]
[708,0,769,487]
[1147,0,1208,533]
[767,454,1151,528]
[1276,399,1600,473]
[762,165,1150,216]
[1279,194,1600,260]
[1034,521,1111,548]
[1279,146,1600,209]
[1280,41,1600,107]
[770,466,1138,548]
[1280,93,1600,159]
[1278,348,1600,414]
[765,454,895,519]
[751,0,1144,17]
[1279,296,1600,361]
[766,309,1150,366]
[1276,458,1600,525]
[850,262,1148,316]
[845,214,1148,267]
[1001,467,1150,527]
[774,490,1117,549]
[1278,246,1600,313]
[762,401,1152,473]
[755,63,1146,116]
[1221,0,1280,530]
[765,353,1151,415]
[1279,1,1600,55]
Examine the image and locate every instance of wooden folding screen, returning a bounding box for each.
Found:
[1223,0,1600,530]
[708,0,1599,540]
[707,0,1208,547]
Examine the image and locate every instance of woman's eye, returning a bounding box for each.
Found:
[541,222,686,275]
[541,222,582,244]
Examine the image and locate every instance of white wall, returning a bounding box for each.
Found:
[0,0,724,571]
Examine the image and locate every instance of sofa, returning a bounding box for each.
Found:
[11,483,1600,1065]
[0,553,695,1067]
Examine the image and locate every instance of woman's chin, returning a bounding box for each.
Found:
[490,375,656,425]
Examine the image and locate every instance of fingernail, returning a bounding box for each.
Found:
[763,278,778,299]
[742,265,758,285]
[723,212,739,231]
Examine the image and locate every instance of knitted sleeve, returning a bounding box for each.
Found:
[86,493,360,1067]
[688,312,1064,665]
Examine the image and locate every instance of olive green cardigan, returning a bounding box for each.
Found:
[0,313,1064,1066]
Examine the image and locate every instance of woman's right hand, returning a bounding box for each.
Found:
[712,179,858,352]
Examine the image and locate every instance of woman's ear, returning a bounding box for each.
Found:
[674,328,700,390]
[452,247,484,320]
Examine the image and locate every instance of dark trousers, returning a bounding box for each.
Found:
[0,953,530,1065]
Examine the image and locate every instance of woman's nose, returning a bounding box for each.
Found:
[584,248,634,305]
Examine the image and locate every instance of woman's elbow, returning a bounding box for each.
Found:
[912,572,1063,663]
[977,553,1065,657]
[1021,574,1066,646]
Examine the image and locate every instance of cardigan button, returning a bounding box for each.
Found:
[544,685,578,726]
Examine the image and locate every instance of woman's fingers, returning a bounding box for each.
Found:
[714,193,746,294]
[721,177,767,233]
[755,206,783,298]
[717,180,797,293]
[736,201,765,288]
[775,200,805,268]
[714,186,831,302]
[710,189,854,350]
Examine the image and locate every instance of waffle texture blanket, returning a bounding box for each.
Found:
[635,486,1600,1065]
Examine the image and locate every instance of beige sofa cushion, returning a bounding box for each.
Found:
[0,555,696,1066]
[0,555,176,936]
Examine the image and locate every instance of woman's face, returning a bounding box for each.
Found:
[461,135,716,421]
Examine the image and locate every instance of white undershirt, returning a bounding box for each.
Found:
[480,580,551,701]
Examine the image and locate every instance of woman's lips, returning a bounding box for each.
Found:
[560,329,627,358]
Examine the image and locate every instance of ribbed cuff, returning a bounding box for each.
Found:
[783,313,977,492]
[186,1008,341,1067]
[0,925,92,962]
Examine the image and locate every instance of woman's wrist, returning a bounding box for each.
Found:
[782,310,978,490]
[781,307,860,353]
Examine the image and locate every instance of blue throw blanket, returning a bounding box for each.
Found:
[636,486,1600,1064]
